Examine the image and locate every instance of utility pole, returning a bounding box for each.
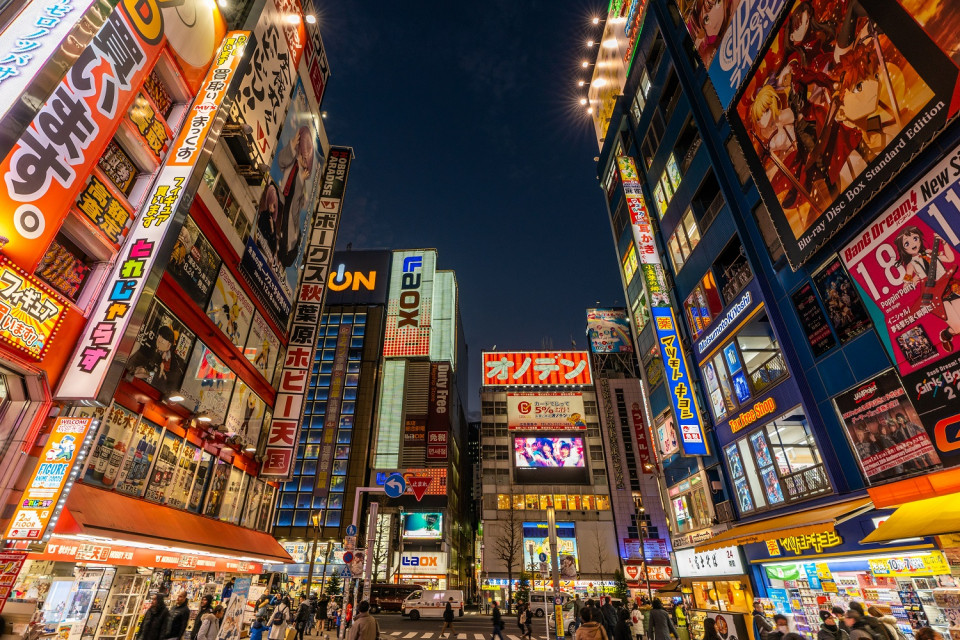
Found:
[547,507,563,640]
[306,512,320,594]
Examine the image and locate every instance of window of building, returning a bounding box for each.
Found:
[675,117,702,174]
[653,153,683,218]
[714,239,754,305]
[612,199,628,239]
[622,245,639,283]
[589,446,605,461]
[648,32,665,75]
[202,160,251,240]
[667,208,701,272]
[725,406,831,515]
[683,271,724,340]
[725,136,752,187]
[630,70,652,124]
[602,156,619,198]
[667,474,711,533]
[659,69,680,115]
[482,401,495,416]
[752,201,785,264]
[495,493,612,511]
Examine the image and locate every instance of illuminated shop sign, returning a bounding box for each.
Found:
[0,255,68,360]
[507,392,586,430]
[729,398,777,434]
[696,290,755,357]
[765,531,843,557]
[651,307,709,455]
[482,351,592,386]
[384,250,434,357]
[869,552,949,577]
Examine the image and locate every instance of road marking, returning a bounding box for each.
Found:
[458,635,468,639]
[474,635,485,639]
[404,633,417,638]
[422,635,434,638]
[391,634,401,637]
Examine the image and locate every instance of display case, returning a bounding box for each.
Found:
[81,569,117,640]
[93,573,149,640]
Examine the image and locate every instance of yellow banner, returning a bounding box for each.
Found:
[869,552,949,577]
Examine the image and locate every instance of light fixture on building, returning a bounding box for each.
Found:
[168,394,185,402]
[197,414,212,423]
[586,107,594,114]
[305,14,316,23]
[587,40,594,47]
[592,17,600,24]
[581,61,590,68]
[578,80,585,87]
[580,98,587,105]
[286,14,300,23]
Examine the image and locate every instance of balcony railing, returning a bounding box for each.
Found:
[749,352,788,395]
[781,464,831,502]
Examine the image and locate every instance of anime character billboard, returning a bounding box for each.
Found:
[733,0,960,268]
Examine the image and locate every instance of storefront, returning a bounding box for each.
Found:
[731,508,955,640]
[674,546,753,640]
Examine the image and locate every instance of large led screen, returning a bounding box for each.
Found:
[402,513,443,540]
[514,437,585,468]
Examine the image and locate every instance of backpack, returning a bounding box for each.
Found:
[858,620,887,640]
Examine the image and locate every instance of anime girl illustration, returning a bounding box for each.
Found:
[894,226,960,351]
[679,0,733,67]
[739,0,934,239]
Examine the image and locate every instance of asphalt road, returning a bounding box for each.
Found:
[306,611,559,640]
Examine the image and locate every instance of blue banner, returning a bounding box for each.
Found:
[651,307,709,456]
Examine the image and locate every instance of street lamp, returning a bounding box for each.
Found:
[319,538,336,594]
[636,504,653,600]
[306,512,321,595]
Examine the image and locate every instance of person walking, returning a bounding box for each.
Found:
[250,617,268,640]
[346,602,378,640]
[441,598,456,639]
[646,600,679,640]
[753,602,773,640]
[630,603,645,640]
[167,592,192,640]
[327,599,339,632]
[491,601,505,640]
[138,595,171,640]
[315,597,329,635]
[294,597,315,640]
[832,609,850,634]
[576,608,609,640]
[521,604,534,640]
[602,598,618,640]
[615,608,633,640]
[702,618,722,640]
[850,603,892,640]
[819,611,849,640]
[867,607,904,640]
[196,606,224,640]
[269,597,293,640]
[191,595,214,640]
[574,596,584,632]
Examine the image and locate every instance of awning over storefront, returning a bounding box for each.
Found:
[694,496,873,553]
[657,579,682,594]
[55,483,291,564]
[862,490,960,543]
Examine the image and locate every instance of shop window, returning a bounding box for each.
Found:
[659,69,680,115]
[526,494,539,510]
[622,245,639,283]
[512,494,525,510]
[144,431,185,504]
[538,495,553,510]
[667,208,701,272]
[690,580,749,612]
[612,199,628,239]
[497,494,511,509]
[554,494,568,510]
[36,234,94,302]
[582,495,596,511]
[668,475,712,533]
[568,495,582,510]
[596,495,610,510]
[653,153,683,218]
[714,239,753,305]
[683,271,723,340]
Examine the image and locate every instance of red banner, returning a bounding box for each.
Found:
[482,351,592,386]
[0,551,27,613]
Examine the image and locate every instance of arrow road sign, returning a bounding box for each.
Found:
[384,473,406,498]
[409,476,432,501]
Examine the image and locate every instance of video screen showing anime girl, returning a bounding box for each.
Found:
[514,437,586,468]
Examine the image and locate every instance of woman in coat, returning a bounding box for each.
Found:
[647,600,679,640]
[196,606,224,640]
[615,609,633,640]
[269,597,292,640]
[576,608,609,640]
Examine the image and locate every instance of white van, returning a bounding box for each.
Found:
[528,591,573,618]
[402,589,464,620]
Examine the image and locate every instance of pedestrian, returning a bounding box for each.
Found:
[191,595,214,640]
[768,614,790,640]
[251,617,268,640]
[168,591,192,640]
[630,603,645,640]
[845,610,881,640]
[196,606,224,640]
[832,609,849,633]
[327,600,339,632]
[576,608,609,640]
[615,608,633,640]
[295,596,315,640]
[702,618,721,640]
[647,600,679,640]
[347,601,378,640]
[269,597,293,640]
[602,598,618,640]
[257,595,272,620]
[867,607,904,640]
[819,610,849,640]
[441,598,456,639]
[915,629,943,640]
[521,604,534,640]
[752,602,773,640]
[222,579,236,600]
[491,601,505,640]
[316,596,329,635]
[138,594,171,640]
[849,604,891,640]
[574,596,583,632]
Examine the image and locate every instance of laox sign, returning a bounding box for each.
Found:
[401,555,439,567]
[398,255,423,327]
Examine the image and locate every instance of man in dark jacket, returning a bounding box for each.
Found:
[295,597,315,640]
[138,595,171,640]
[850,602,893,640]
[647,599,679,640]
[601,597,618,640]
[191,595,214,640]
[491,602,505,640]
[753,601,773,640]
[167,592,191,640]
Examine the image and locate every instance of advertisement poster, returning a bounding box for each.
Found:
[586,308,634,353]
[733,0,960,268]
[402,513,443,539]
[523,522,579,578]
[0,550,27,611]
[791,283,837,357]
[383,251,436,358]
[514,437,585,468]
[223,380,267,447]
[834,370,941,483]
[168,215,222,307]
[657,414,680,459]
[243,79,323,327]
[841,143,960,376]
[812,258,872,344]
[4,417,93,540]
[126,302,195,396]
[507,392,587,430]
[0,256,68,360]
[179,342,236,424]
[675,0,789,108]
[207,266,255,350]
[903,350,960,469]
[725,443,756,514]
[244,312,281,383]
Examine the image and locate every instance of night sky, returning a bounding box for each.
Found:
[318,1,623,414]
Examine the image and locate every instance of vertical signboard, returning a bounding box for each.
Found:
[383,250,436,357]
[5,416,93,540]
[261,147,350,479]
[651,307,709,456]
[427,362,451,460]
[301,0,331,108]
[314,324,351,496]
[0,550,27,612]
[56,32,249,400]
[630,400,653,469]
[618,156,671,310]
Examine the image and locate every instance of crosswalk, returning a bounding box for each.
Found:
[385,634,545,640]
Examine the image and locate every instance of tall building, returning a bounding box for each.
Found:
[272,248,472,593]
[479,350,618,604]
[588,0,960,635]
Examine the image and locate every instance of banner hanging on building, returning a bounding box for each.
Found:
[651,307,709,456]
[732,0,960,269]
[313,324,351,495]
[56,32,249,401]
[507,392,587,430]
[427,362,451,460]
[482,351,592,386]
[586,308,634,353]
[262,146,351,479]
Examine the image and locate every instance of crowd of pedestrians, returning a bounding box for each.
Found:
[752,599,944,640]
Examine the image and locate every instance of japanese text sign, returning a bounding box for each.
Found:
[75,171,135,247]
[427,362,451,460]
[0,1,167,271]
[507,392,587,430]
[869,552,949,577]
[630,400,653,468]
[482,351,592,386]
[618,156,670,307]
[56,32,248,401]
[5,416,93,541]
[675,546,744,578]
[651,307,709,455]
[0,255,68,359]
[301,0,330,108]
[261,146,349,479]
[0,550,27,612]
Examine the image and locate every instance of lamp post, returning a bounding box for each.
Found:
[319,538,335,594]
[306,512,321,596]
[636,505,653,601]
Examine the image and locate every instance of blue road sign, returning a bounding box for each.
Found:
[539,552,548,562]
[342,551,354,564]
[346,524,357,536]
[384,473,406,498]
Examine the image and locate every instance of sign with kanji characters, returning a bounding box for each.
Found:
[0,255,68,360]
[261,146,350,479]
[629,401,653,469]
[0,2,168,272]
[618,156,670,309]
[0,550,27,612]
[507,392,587,430]
[74,171,135,247]
[675,546,744,578]
[408,476,432,501]
[5,416,93,541]
[384,250,436,357]
[427,362,451,461]
[651,307,709,456]
[482,351,592,386]
[231,0,304,169]
[374,468,447,495]
[300,0,330,109]
[56,31,249,400]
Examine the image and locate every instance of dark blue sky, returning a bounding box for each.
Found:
[318,1,623,412]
